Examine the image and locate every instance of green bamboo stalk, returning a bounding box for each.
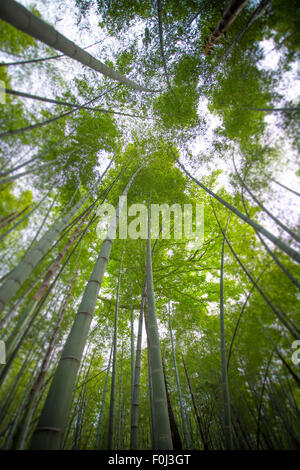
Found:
[130,279,135,402]
[108,245,125,450]
[220,216,233,449]
[30,168,141,450]
[0,206,29,229]
[168,304,189,449]
[0,227,85,387]
[94,342,113,449]
[146,315,154,449]
[0,190,50,242]
[117,339,124,450]
[0,87,113,139]
[0,138,68,178]
[204,0,249,56]
[2,206,93,352]
[5,89,144,120]
[182,356,208,450]
[233,158,300,244]
[130,285,145,449]
[0,109,74,139]
[271,178,300,198]
[0,159,114,313]
[0,0,156,93]
[145,194,173,450]
[211,201,299,340]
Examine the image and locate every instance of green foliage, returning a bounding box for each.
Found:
[153,84,199,130]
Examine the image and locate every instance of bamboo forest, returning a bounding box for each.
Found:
[0,0,299,453]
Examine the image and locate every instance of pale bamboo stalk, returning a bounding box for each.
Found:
[145,195,173,450]
[0,0,156,93]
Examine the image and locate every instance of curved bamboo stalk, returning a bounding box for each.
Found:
[0,137,69,177]
[0,87,117,139]
[182,356,209,450]
[0,158,114,313]
[94,343,113,449]
[156,0,171,89]
[227,265,269,369]
[241,192,300,291]
[15,272,77,449]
